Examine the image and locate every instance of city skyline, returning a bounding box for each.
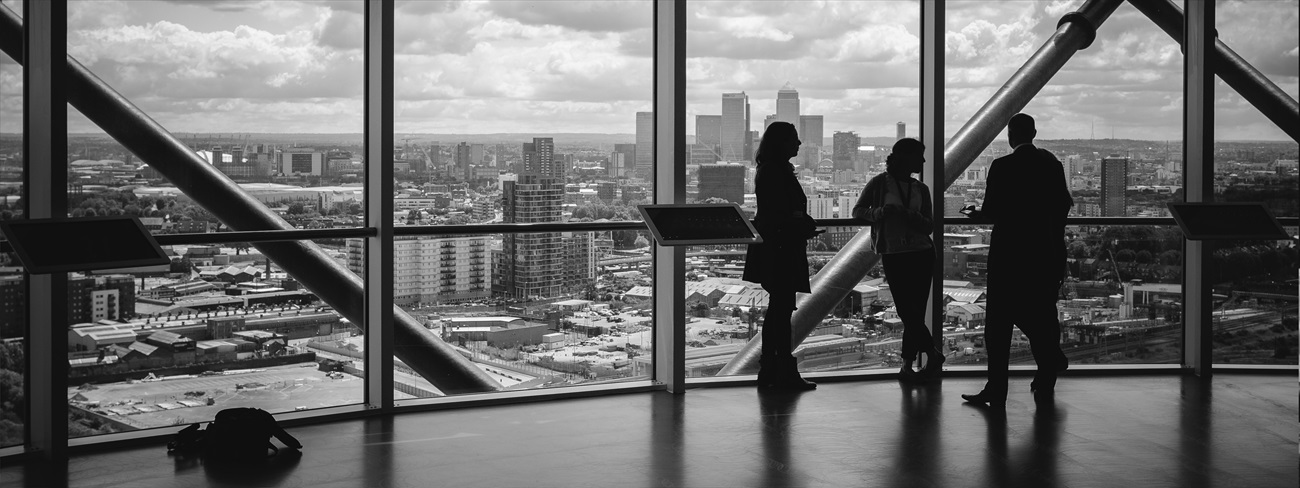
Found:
[0,1,1294,141]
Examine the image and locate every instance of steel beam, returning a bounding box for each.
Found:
[0,4,501,394]
[1128,0,1299,143]
[943,0,1123,187]
[718,0,1124,376]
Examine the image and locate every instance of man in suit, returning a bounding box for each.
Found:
[961,113,1073,407]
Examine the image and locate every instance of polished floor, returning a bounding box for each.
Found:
[2,374,1297,488]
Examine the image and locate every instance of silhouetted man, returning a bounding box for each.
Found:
[961,113,1073,407]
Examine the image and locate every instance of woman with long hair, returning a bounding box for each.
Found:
[852,138,942,382]
[741,121,818,390]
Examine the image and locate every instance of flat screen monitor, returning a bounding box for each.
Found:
[1167,202,1293,241]
[0,216,171,274]
[637,203,762,246]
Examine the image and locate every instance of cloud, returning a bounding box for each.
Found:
[485,0,650,33]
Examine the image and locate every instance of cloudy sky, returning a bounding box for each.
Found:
[0,0,1295,141]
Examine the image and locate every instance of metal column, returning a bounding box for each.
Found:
[1182,0,1214,376]
[364,0,395,409]
[21,0,68,462]
[922,0,946,354]
[652,0,687,393]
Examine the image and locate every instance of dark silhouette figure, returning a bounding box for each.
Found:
[961,113,1072,407]
[853,138,942,382]
[742,121,819,391]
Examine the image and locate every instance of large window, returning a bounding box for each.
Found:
[0,0,23,449]
[391,1,653,395]
[685,0,920,377]
[1211,0,1298,365]
[61,0,369,438]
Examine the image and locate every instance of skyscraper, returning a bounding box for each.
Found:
[495,174,565,299]
[612,143,636,178]
[522,137,560,178]
[799,115,823,170]
[833,131,860,171]
[696,115,721,150]
[721,92,749,162]
[1100,155,1129,216]
[896,122,906,141]
[635,112,654,179]
[456,142,472,171]
[776,83,799,126]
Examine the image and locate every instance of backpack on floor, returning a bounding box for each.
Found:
[167,407,302,459]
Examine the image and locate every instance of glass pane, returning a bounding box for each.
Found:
[944,1,1184,218]
[1208,238,1298,365]
[0,0,24,449]
[682,230,905,379]
[686,1,919,207]
[66,0,365,228]
[941,223,1185,366]
[66,239,363,438]
[684,1,919,377]
[392,0,653,221]
[1213,0,1299,219]
[340,231,650,398]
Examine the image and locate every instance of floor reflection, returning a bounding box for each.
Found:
[756,390,807,487]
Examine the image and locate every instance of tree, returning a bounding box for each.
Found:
[1114,249,1135,263]
[288,202,307,215]
[1158,250,1182,266]
[633,235,650,248]
[1135,250,1153,264]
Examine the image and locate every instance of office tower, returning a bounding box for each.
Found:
[696,115,721,150]
[696,163,746,204]
[837,196,857,219]
[561,232,597,296]
[493,143,506,168]
[456,142,472,171]
[799,115,823,169]
[776,83,799,126]
[896,122,906,141]
[522,137,560,178]
[635,112,654,179]
[763,114,778,131]
[471,144,484,165]
[833,131,860,171]
[721,92,749,161]
[807,197,835,220]
[495,174,565,299]
[429,143,442,173]
[1100,156,1129,216]
[612,143,636,178]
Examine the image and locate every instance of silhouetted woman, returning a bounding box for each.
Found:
[853,138,942,382]
[742,121,818,390]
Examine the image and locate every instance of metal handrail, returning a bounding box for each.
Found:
[0,4,501,394]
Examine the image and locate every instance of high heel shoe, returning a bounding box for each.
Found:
[898,362,919,383]
[918,348,945,381]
